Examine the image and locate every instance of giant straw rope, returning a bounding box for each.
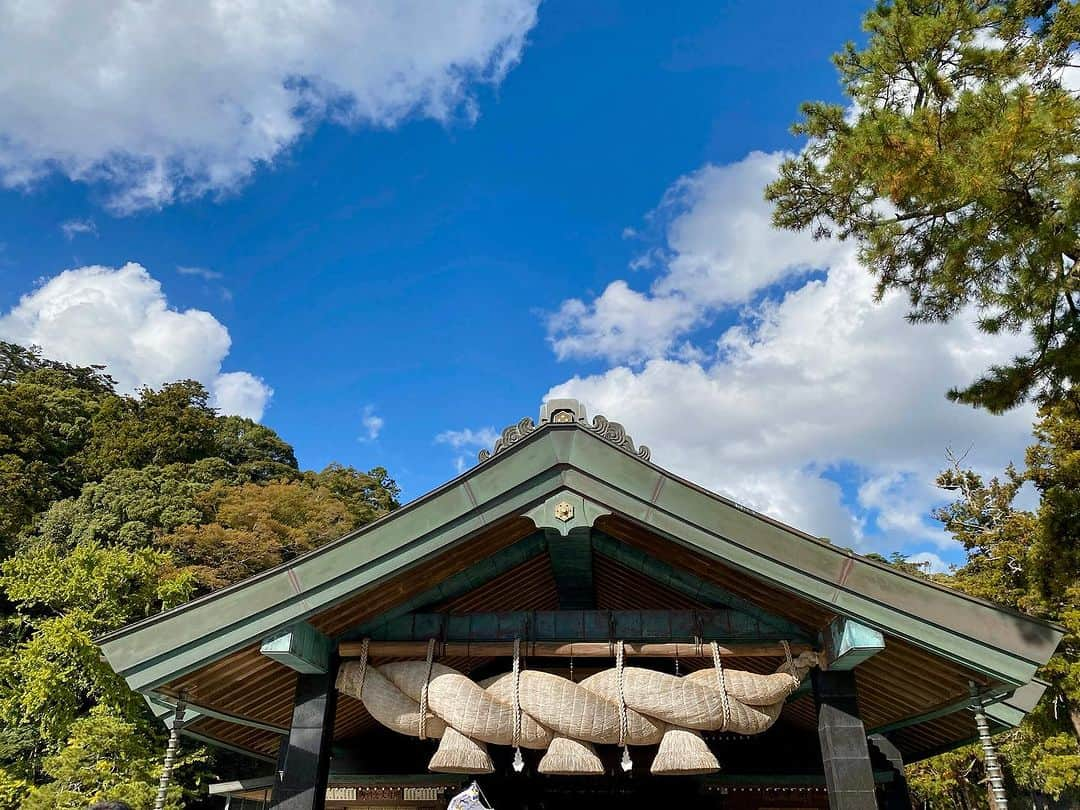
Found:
[336,640,818,776]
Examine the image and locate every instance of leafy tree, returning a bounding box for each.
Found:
[307,462,400,526]
[0,373,107,545]
[910,398,1080,804]
[0,544,191,774]
[166,479,357,590]
[0,341,401,806]
[20,705,198,810]
[1025,396,1080,746]
[933,456,1036,608]
[31,466,209,553]
[78,382,220,478]
[907,746,989,809]
[766,0,1080,412]
[212,415,299,481]
[0,342,114,394]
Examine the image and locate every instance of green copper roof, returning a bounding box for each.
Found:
[99,399,1063,697]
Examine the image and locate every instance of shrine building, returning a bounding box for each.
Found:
[98,400,1063,810]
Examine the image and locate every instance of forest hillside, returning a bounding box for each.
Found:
[0,341,399,809]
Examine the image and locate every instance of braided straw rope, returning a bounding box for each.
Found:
[337,642,817,776]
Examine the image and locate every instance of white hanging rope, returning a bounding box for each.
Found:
[512,638,523,747]
[357,638,370,696]
[419,638,436,740]
[616,640,632,770]
[711,641,731,731]
[512,637,525,772]
[152,691,186,810]
[781,640,797,689]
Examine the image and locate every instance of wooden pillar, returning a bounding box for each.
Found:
[814,669,877,810]
[869,733,912,810]
[271,660,338,810]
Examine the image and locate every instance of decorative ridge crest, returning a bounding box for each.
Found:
[585,414,650,462]
[477,417,535,463]
[476,399,650,464]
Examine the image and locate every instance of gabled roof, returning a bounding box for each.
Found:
[99,399,1063,760]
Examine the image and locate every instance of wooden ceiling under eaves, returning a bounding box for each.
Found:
[173,514,989,763]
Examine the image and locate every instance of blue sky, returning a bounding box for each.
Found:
[0,1,1037,569]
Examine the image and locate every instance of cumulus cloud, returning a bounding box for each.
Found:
[0,0,539,212]
[0,262,272,419]
[548,152,847,363]
[548,153,1035,558]
[211,371,274,421]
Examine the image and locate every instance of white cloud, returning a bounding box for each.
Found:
[548,153,1035,558]
[548,281,700,363]
[211,371,273,421]
[436,426,499,473]
[0,1,539,213]
[177,265,222,281]
[548,152,847,363]
[60,218,97,240]
[435,427,499,449]
[0,262,272,420]
[360,405,384,442]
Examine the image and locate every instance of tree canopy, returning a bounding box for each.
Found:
[766,2,1080,804]
[0,341,400,809]
[897,397,1080,805]
[766,0,1080,412]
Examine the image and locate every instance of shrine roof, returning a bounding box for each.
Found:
[99,399,1063,762]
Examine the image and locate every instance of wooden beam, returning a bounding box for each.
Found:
[826,617,885,670]
[363,609,813,644]
[182,729,276,764]
[339,640,816,659]
[261,622,331,675]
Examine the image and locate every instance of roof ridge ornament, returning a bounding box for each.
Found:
[477,399,650,463]
[477,417,535,463]
[585,414,650,462]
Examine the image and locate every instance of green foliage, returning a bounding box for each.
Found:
[0,767,30,810]
[211,415,299,481]
[766,0,1080,412]
[0,373,107,546]
[908,746,988,809]
[166,479,357,590]
[908,395,1080,804]
[306,462,401,527]
[0,341,400,805]
[33,466,209,552]
[20,705,197,810]
[1,543,192,633]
